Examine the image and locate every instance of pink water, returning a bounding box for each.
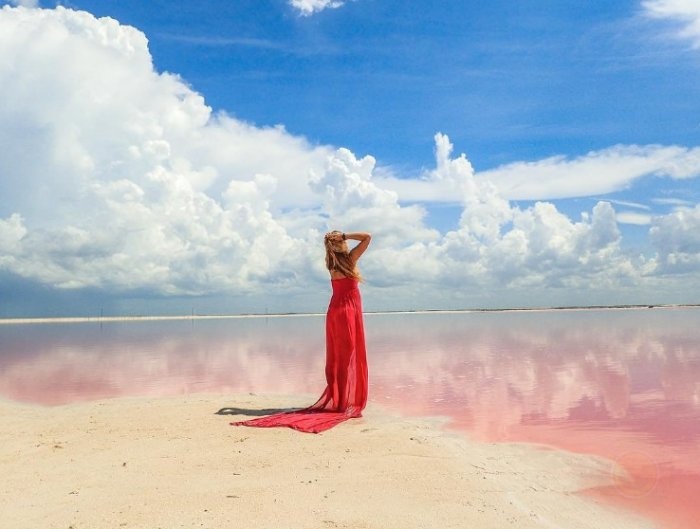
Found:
[1,308,699,528]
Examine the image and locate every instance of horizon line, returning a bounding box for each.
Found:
[1,303,699,325]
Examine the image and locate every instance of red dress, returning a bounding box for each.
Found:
[231,277,368,433]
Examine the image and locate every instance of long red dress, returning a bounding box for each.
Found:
[231,277,368,433]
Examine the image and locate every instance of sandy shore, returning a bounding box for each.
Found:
[1,394,656,529]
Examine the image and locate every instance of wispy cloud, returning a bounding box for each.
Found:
[7,0,39,6]
[652,197,695,207]
[616,211,653,225]
[378,144,700,203]
[158,33,285,51]
[156,32,342,57]
[482,145,700,201]
[605,199,651,211]
[642,0,700,48]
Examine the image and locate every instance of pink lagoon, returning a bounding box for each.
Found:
[1,306,699,528]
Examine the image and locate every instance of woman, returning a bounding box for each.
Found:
[232,230,371,433]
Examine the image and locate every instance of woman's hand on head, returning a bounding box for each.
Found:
[328,232,344,244]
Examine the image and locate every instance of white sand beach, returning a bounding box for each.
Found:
[0,393,656,529]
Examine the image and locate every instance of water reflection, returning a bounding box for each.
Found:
[1,308,699,528]
[0,316,327,404]
[368,309,700,529]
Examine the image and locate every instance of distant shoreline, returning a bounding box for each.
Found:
[1,303,698,325]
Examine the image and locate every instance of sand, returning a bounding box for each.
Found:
[0,394,657,529]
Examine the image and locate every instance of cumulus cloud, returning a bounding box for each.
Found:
[643,0,700,48]
[650,204,700,273]
[366,135,642,292]
[310,148,437,243]
[1,5,699,312]
[0,5,327,296]
[289,0,345,17]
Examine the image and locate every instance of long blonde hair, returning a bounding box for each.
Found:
[324,230,362,281]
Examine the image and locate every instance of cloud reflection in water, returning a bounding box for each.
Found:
[1,308,699,528]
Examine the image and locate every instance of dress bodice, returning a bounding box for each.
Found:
[330,277,359,296]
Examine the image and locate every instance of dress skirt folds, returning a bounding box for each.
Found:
[231,277,368,433]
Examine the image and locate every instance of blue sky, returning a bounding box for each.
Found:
[73,0,699,167]
[51,2,685,160]
[0,0,699,316]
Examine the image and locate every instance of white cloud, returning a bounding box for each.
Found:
[616,211,653,225]
[0,214,26,257]
[650,204,700,273]
[643,0,700,48]
[378,144,700,202]
[605,199,651,211]
[474,144,700,201]
[440,200,638,291]
[652,197,695,207]
[289,0,345,17]
[8,1,39,7]
[309,148,436,242]
[361,135,642,292]
[0,5,326,295]
[1,5,699,312]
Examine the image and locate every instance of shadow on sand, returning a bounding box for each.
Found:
[216,406,301,417]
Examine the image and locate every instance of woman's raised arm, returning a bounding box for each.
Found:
[346,232,371,263]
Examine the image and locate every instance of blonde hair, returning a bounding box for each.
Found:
[324,230,362,281]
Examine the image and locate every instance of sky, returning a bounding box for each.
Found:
[0,0,699,317]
